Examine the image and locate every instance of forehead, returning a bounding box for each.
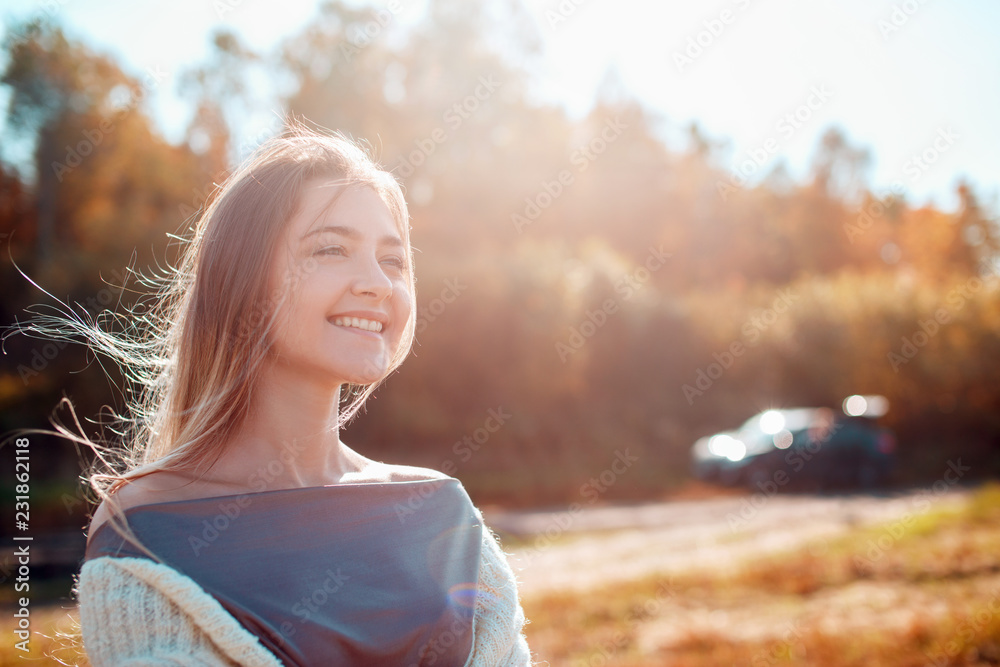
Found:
[290,179,401,240]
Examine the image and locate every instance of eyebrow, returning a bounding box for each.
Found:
[301,224,404,248]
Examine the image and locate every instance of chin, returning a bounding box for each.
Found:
[344,364,390,386]
[346,376,386,388]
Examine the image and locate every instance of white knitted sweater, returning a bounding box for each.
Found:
[75,522,535,666]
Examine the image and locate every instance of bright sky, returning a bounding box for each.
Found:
[1,0,997,212]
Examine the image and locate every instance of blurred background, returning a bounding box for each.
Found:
[1,0,999,664]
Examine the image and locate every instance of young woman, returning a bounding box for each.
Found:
[47,123,534,665]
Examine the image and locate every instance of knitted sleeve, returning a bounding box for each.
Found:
[465,516,538,667]
[76,556,283,667]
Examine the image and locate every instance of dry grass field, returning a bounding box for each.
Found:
[518,483,1000,666]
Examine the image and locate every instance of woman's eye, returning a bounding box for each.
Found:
[315,245,404,270]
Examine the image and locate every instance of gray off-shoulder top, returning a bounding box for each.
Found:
[85,477,484,666]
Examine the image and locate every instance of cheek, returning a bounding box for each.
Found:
[395,286,415,321]
[269,283,316,341]
[268,245,313,298]
[268,303,299,348]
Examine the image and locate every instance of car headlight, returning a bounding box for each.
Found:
[843,394,890,417]
[759,409,786,434]
[708,434,747,462]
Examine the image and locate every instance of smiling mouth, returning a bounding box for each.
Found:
[330,317,384,333]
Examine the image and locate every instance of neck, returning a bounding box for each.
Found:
[207,362,369,491]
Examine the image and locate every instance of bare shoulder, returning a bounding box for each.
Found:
[87,469,209,542]
[359,461,455,484]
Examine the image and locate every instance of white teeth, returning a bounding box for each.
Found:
[332,317,383,333]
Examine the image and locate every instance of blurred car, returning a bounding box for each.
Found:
[690,396,896,491]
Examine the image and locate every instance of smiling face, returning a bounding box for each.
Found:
[265,179,414,388]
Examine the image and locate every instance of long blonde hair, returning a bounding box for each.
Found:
[4,120,416,565]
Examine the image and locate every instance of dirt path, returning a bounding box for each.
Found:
[483,488,971,597]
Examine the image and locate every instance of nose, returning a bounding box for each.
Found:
[352,254,393,299]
